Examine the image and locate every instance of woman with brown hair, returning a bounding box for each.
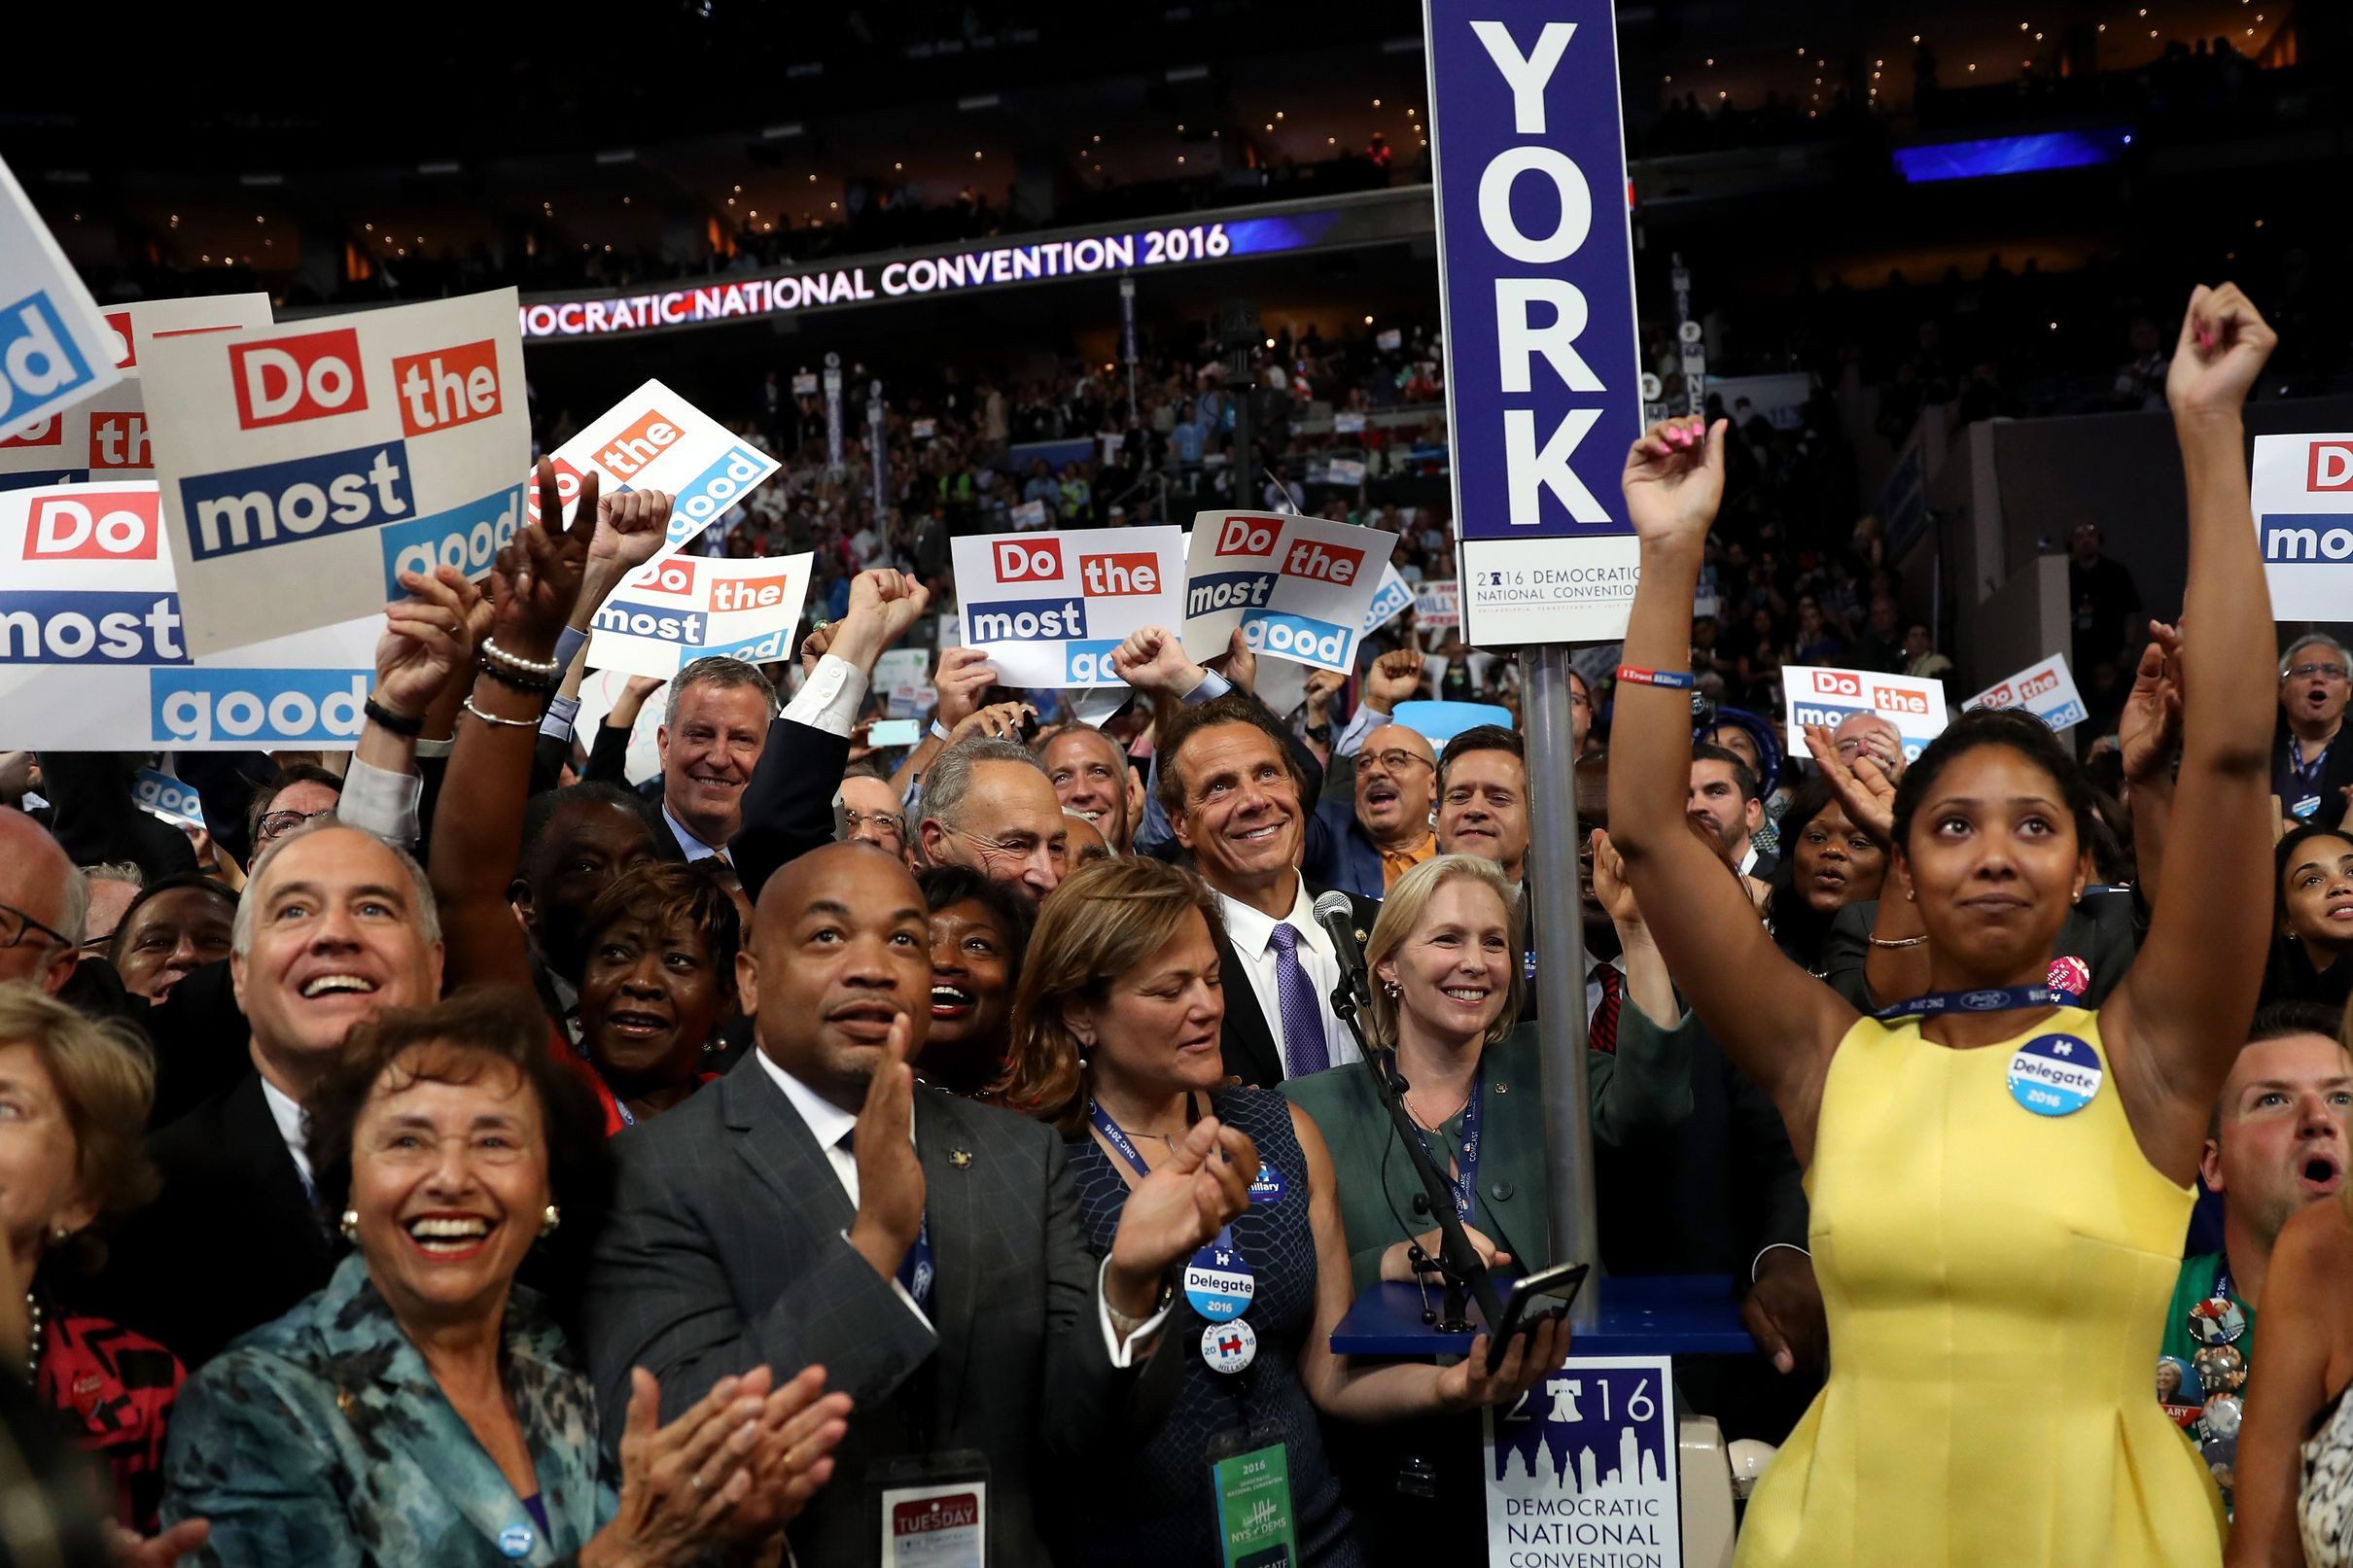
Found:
[997,857,1566,1565]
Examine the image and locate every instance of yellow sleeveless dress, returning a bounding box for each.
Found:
[1735,1006,2226,1567]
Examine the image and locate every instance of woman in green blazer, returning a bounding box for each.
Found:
[1282,849,1693,1294]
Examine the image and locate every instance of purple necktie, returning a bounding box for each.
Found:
[1269,923,1330,1077]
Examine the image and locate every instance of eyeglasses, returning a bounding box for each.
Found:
[2290,662,2349,682]
[1364,749,1434,774]
[257,806,335,842]
[0,901,72,954]
[843,808,906,839]
[942,823,1066,868]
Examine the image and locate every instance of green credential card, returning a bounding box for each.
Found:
[1213,1443,1298,1568]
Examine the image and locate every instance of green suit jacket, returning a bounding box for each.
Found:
[1281,1019,1694,1296]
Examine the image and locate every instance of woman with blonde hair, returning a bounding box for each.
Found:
[997,857,1566,1566]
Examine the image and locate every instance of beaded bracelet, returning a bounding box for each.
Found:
[1866,933,1929,950]
[1615,664,1696,690]
[476,659,557,696]
[479,637,561,678]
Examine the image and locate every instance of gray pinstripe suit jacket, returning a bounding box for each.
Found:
[579,1052,1161,1566]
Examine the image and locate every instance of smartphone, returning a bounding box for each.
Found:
[866,718,922,748]
[1484,1260,1591,1371]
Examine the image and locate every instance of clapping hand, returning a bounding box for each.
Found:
[713,1365,855,1549]
[1621,415,1728,547]
[1106,1117,1259,1301]
[2165,282,2276,419]
[111,1520,210,1568]
[1803,723,1896,846]
[2118,620,2184,786]
[845,1016,927,1286]
[588,1369,776,1568]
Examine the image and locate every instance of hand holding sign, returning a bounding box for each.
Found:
[1621,415,1728,547]
[1110,626,1206,699]
[1205,625,1256,697]
[2166,283,2275,420]
[932,646,999,732]
[375,566,476,720]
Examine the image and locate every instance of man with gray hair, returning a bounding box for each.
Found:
[97,819,445,1367]
[2276,633,2353,828]
[657,654,779,860]
[916,736,1070,903]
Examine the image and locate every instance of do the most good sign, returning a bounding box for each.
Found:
[1423,0,1645,645]
[951,526,1186,687]
[144,289,529,656]
[1180,510,1399,674]
[0,157,123,440]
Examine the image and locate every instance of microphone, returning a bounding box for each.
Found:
[1313,889,1374,1011]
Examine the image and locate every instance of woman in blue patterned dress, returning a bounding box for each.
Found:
[996,858,1570,1565]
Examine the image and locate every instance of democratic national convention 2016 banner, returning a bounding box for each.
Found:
[1180,511,1400,675]
[585,551,815,681]
[952,526,1186,688]
[0,295,274,490]
[1423,0,1645,646]
[1965,652,2089,732]
[532,379,781,559]
[1485,1358,1681,1568]
[2252,434,2353,622]
[144,289,529,657]
[1782,664,1949,765]
[0,481,378,749]
[0,158,123,441]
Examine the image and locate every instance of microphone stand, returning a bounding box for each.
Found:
[1328,976,1505,1335]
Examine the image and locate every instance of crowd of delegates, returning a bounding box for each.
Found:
[4,280,2353,1568]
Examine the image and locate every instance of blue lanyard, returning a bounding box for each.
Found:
[2289,737,2333,796]
[1408,1066,1483,1221]
[1874,983,2075,1023]
[1089,1099,1236,1253]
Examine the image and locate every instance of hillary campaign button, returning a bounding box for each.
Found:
[2046,954,2090,1000]
[497,1524,535,1558]
[1247,1166,1286,1205]
[1201,1318,1258,1376]
[1184,1244,1255,1321]
[2006,1032,2103,1116]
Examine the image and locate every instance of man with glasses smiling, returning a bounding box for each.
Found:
[0,807,85,996]
[2276,633,2353,829]
[913,736,1068,904]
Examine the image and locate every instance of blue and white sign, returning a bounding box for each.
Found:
[1486,1356,1679,1567]
[2252,434,2353,622]
[1361,564,1415,636]
[1965,652,2089,733]
[0,157,123,438]
[2007,1032,2104,1117]
[1423,2,1644,645]
[132,769,206,830]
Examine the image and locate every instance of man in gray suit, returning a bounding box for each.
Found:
[581,841,1256,1564]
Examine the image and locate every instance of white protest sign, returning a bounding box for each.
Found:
[1487,1358,1680,1567]
[145,289,528,656]
[1782,664,1949,763]
[133,769,206,830]
[0,158,123,437]
[1362,564,1415,635]
[1334,410,1368,435]
[0,294,274,487]
[1010,498,1049,530]
[1964,652,2088,731]
[573,667,668,785]
[2253,434,2353,621]
[1327,457,1366,485]
[586,551,814,680]
[1414,578,1461,630]
[534,378,780,557]
[0,480,379,748]
[1180,510,1399,674]
[953,525,1186,687]
[875,648,935,716]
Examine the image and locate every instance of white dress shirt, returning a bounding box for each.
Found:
[1583,954,1627,1029]
[260,1075,314,1191]
[1214,878,1363,1077]
[752,1050,1166,1363]
[1737,841,1760,878]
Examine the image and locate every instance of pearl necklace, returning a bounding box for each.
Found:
[24,1293,42,1384]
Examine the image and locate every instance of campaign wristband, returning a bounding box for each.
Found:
[1615,664,1696,690]
[931,720,953,742]
[363,697,425,738]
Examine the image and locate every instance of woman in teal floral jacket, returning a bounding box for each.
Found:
[160,988,850,1568]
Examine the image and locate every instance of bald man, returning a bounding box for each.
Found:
[1305,721,1438,900]
[582,841,1252,1564]
[0,807,85,994]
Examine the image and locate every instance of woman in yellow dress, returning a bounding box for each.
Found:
[1604,284,2277,1568]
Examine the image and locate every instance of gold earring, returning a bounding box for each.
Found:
[339,1209,360,1243]
[539,1204,561,1238]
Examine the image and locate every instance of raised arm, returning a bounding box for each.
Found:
[427,463,629,992]
[2107,287,2279,1161]
[2117,621,2184,908]
[1604,417,1856,1163]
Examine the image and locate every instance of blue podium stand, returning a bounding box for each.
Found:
[1330,1272,1755,1358]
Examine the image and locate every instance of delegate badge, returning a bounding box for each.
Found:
[498,1524,536,1559]
[2046,954,2090,999]
[1184,1243,1256,1322]
[2005,1032,2103,1116]
[1247,1166,1286,1206]
[1202,1317,1259,1376]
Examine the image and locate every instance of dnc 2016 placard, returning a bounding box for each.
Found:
[1424,0,1645,645]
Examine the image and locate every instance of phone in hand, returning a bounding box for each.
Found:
[865,718,922,749]
[1484,1260,1591,1372]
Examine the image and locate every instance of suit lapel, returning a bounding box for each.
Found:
[914,1091,980,1422]
[1211,921,1283,1086]
[719,1058,856,1236]
[223,1075,334,1265]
